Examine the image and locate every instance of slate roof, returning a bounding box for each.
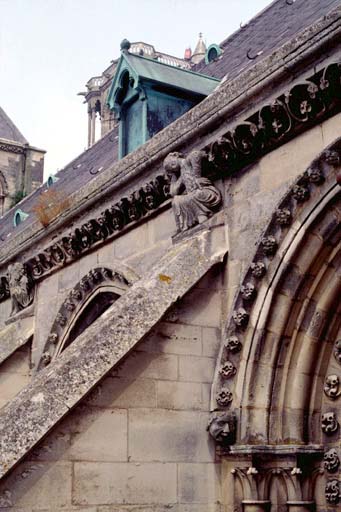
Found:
[0,106,28,144]
[0,0,338,243]
[0,127,119,240]
[107,51,219,109]
[194,0,341,79]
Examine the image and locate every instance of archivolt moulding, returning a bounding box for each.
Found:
[38,265,138,370]
[210,137,341,446]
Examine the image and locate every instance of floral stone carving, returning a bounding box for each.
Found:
[225,336,242,353]
[276,208,292,226]
[163,150,221,233]
[334,340,341,365]
[251,261,266,278]
[216,387,233,406]
[232,308,249,328]
[325,479,340,504]
[8,262,34,316]
[324,374,341,399]
[219,361,237,379]
[261,236,277,256]
[324,449,340,472]
[207,411,236,445]
[321,412,339,435]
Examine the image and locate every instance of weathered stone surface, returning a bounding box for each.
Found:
[178,463,221,503]
[156,381,203,410]
[73,462,177,505]
[0,318,33,367]
[0,231,226,479]
[128,409,213,462]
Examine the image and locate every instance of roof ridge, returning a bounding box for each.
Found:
[0,106,28,145]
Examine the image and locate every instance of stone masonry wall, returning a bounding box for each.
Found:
[0,264,223,511]
[0,114,339,510]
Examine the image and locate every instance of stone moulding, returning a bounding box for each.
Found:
[0,12,340,267]
[0,142,24,155]
[37,266,135,370]
[0,230,227,481]
[0,60,339,307]
[209,137,341,426]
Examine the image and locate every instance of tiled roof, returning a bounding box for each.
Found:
[0,127,119,240]
[0,106,28,144]
[194,0,341,79]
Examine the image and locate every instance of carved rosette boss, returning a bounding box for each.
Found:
[163,149,221,233]
[8,262,34,316]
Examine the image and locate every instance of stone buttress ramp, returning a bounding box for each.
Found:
[0,229,226,480]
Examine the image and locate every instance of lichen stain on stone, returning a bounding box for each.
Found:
[30,392,45,403]
[159,274,172,284]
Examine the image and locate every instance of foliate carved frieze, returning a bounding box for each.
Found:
[213,138,341,411]
[219,361,237,379]
[216,387,233,406]
[206,62,341,177]
[38,267,131,369]
[0,142,24,154]
[22,174,170,282]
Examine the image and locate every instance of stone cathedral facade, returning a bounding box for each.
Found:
[0,1,340,511]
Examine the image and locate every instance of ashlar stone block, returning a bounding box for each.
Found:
[73,462,177,505]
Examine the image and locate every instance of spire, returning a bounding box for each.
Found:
[191,32,206,64]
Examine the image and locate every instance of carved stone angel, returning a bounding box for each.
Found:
[163,150,221,233]
[8,262,34,316]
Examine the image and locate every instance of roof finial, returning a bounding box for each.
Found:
[120,39,131,53]
[191,32,207,64]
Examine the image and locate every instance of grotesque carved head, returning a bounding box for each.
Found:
[232,308,249,328]
[225,336,242,353]
[163,152,183,176]
[324,375,340,399]
[207,411,237,445]
[321,412,339,435]
[241,282,256,301]
[324,448,340,472]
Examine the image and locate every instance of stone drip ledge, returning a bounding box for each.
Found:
[0,7,340,266]
[0,318,33,367]
[0,228,227,480]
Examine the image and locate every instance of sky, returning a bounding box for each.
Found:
[0,0,271,178]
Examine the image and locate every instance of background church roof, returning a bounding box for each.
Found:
[0,106,28,144]
[194,0,340,79]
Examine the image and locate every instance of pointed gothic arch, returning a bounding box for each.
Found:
[211,137,341,510]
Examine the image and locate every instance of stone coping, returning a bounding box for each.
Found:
[0,7,340,266]
[228,444,325,455]
[0,227,227,480]
[0,318,33,367]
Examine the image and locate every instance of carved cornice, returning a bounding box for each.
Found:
[212,139,341,414]
[205,62,341,178]
[0,61,340,305]
[0,142,24,155]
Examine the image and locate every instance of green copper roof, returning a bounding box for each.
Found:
[107,51,220,109]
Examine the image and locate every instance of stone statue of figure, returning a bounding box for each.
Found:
[163,150,221,233]
[8,262,34,316]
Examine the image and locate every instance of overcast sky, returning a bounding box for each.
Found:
[0,0,271,178]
